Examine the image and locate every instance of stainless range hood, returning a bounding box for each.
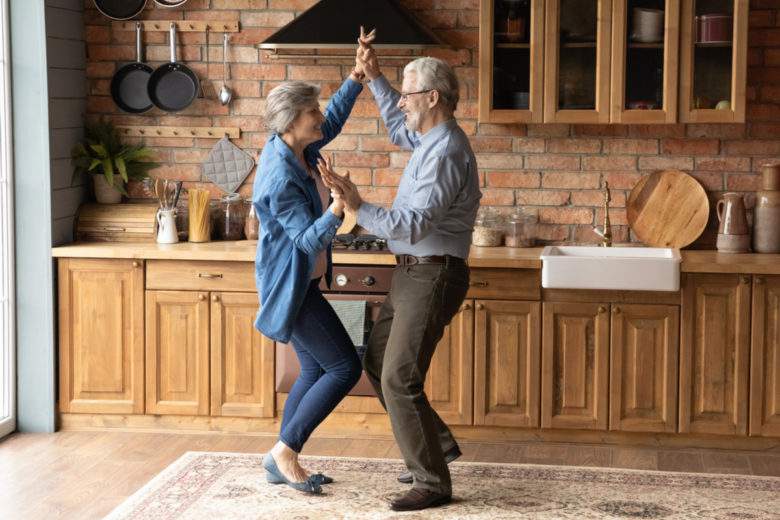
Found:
[259,0,446,53]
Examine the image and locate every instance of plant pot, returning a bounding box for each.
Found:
[93,175,122,204]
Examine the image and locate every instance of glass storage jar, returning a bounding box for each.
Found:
[472,209,503,247]
[244,199,259,240]
[216,193,246,240]
[505,209,537,248]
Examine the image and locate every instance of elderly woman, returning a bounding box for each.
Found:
[253,46,372,494]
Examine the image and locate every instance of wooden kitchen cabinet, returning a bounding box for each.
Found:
[145,290,210,416]
[679,0,749,122]
[610,0,680,123]
[544,0,613,123]
[474,300,541,427]
[211,292,275,418]
[680,273,750,435]
[609,303,679,432]
[425,300,475,425]
[478,0,545,122]
[541,302,609,429]
[58,258,145,414]
[750,275,780,437]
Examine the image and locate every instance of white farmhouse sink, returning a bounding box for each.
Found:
[541,246,681,291]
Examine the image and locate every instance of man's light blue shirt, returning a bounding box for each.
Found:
[357,75,481,258]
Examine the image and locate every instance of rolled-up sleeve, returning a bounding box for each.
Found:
[357,154,466,244]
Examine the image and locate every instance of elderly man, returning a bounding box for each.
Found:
[320,38,481,511]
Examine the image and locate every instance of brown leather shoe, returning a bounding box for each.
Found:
[389,488,452,511]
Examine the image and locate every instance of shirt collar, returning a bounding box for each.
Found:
[419,118,457,148]
[271,134,319,182]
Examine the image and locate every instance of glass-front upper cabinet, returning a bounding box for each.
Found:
[543,0,612,123]
[610,1,680,123]
[479,0,545,123]
[679,0,748,122]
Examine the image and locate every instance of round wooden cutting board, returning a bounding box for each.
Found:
[627,169,710,248]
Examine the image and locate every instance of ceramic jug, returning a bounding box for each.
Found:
[716,192,749,235]
[156,208,179,244]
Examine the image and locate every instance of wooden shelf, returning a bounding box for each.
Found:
[628,43,664,49]
[496,43,531,49]
[111,21,240,33]
[695,41,733,48]
[117,126,241,139]
[561,42,597,48]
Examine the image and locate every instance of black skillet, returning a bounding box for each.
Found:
[110,23,153,113]
[93,0,146,21]
[147,23,200,112]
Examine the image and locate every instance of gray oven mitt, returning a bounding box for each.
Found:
[202,135,255,194]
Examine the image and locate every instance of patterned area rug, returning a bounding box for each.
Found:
[105,451,780,519]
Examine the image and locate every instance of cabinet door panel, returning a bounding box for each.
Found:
[544,0,613,123]
[475,300,541,427]
[425,301,474,425]
[610,304,679,432]
[58,259,144,414]
[211,293,275,418]
[750,276,780,437]
[542,302,609,429]
[680,274,750,435]
[146,291,210,416]
[679,0,749,122]
[479,0,545,122]
[610,0,680,123]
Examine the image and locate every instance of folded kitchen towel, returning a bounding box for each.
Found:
[328,300,367,348]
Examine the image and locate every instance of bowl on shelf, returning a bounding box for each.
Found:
[696,14,733,44]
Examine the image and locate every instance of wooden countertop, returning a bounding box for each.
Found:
[51,242,780,274]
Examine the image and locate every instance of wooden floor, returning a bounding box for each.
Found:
[1,430,779,519]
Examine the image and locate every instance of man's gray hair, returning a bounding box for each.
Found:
[404,57,459,113]
[264,81,321,134]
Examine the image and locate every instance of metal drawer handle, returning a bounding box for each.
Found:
[469,281,488,287]
[102,226,126,232]
[198,273,223,279]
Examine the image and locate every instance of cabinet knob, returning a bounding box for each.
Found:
[132,261,140,268]
[756,277,765,285]
[469,281,488,287]
[198,294,206,301]
[212,294,220,302]
[461,303,471,311]
[198,273,223,279]
[598,306,607,314]
[613,306,621,314]
[741,275,751,284]
[476,303,485,310]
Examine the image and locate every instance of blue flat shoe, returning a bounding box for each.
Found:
[266,471,334,485]
[262,453,322,494]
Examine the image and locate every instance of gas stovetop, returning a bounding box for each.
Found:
[333,234,388,251]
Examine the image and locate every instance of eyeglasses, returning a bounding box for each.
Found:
[399,89,434,102]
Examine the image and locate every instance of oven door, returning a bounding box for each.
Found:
[275,293,384,396]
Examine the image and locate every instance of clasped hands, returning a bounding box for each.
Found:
[318,156,362,213]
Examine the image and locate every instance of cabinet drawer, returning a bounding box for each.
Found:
[146,260,255,292]
[467,268,540,300]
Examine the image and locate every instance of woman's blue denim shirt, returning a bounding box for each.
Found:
[253,78,363,342]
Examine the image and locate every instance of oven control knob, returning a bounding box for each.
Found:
[335,274,349,287]
[361,276,375,287]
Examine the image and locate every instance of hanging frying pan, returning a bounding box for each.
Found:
[147,23,200,112]
[93,0,146,21]
[111,23,153,113]
[154,0,189,6]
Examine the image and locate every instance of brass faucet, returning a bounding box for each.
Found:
[592,181,612,247]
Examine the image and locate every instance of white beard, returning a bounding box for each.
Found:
[403,109,424,133]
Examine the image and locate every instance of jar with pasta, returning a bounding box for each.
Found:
[472,209,503,247]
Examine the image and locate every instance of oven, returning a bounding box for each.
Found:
[275,245,393,397]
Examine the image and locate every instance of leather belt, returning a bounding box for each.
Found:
[395,254,465,266]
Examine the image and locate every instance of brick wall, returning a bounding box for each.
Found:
[83,0,780,247]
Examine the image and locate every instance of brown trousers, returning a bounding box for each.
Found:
[363,260,469,494]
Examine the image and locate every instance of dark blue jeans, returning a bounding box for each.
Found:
[279,279,362,453]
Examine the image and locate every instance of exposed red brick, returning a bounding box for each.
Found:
[478,123,527,136]
[541,172,600,189]
[662,139,720,155]
[515,190,571,206]
[694,157,752,172]
[485,171,540,188]
[334,152,389,168]
[546,138,601,154]
[373,169,404,186]
[539,207,594,225]
[525,155,580,170]
[468,137,513,153]
[723,140,780,155]
[602,139,658,155]
[480,188,515,205]
[570,190,627,207]
[726,174,762,191]
[475,153,524,169]
[638,156,694,171]
[582,156,637,171]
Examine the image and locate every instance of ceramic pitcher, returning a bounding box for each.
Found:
[156,208,179,244]
[716,192,749,235]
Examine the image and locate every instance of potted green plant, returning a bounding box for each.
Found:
[71,120,158,204]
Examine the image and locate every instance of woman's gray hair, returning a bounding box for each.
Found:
[403,57,459,113]
[264,81,321,134]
